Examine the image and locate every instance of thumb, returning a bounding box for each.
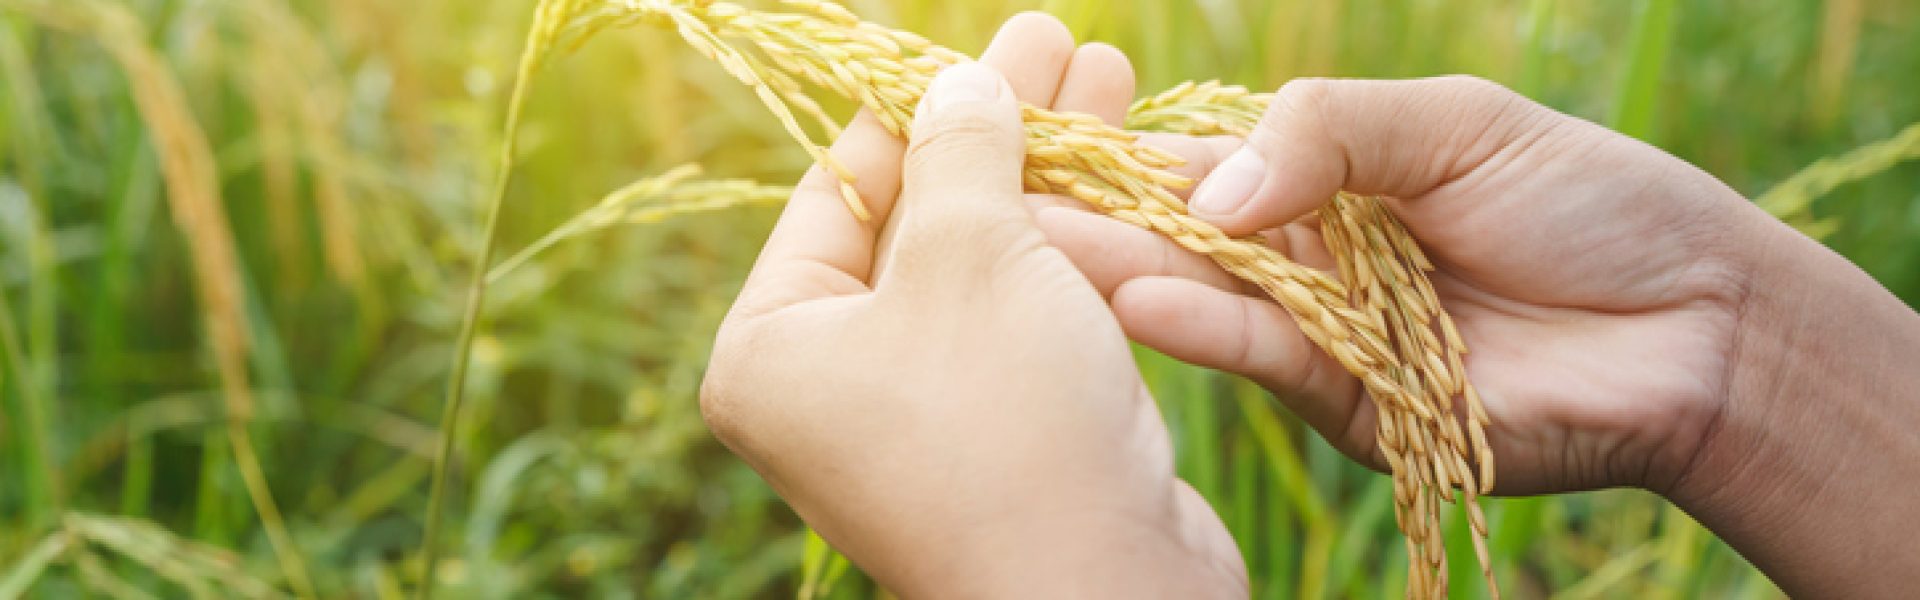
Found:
[1186,76,1551,236]
[878,62,1030,279]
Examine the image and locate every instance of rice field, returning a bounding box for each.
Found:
[2,0,1917,598]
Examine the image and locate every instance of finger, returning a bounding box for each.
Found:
[1137,134,1243,201]
[1022,192,1083,213]
[880,63,1030,286]
[1186,76,1554,236]
[1035,206,1246,297]
[1266,220,1338,274]
[979,12,1077,106]
[733,110,908,317]
[1110,276,1363,434]
[1051,43,1135,125]
[1035,203,1338,296]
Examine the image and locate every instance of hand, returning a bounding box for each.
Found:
[1039,75,1920,595]
[1044,76,1759,494]
[700,15,1245,597]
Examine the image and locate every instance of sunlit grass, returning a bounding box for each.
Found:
[1,0,1916,597]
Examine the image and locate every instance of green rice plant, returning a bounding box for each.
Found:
[0,1,314,596]
[2,512,286,599]
[0,0,1908,598]
[416,0,594,596]
[1612,0,1678,142]
[1758,121,1920,238]
[486,164,790,284]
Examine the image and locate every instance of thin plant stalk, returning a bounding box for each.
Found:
[0,2,319,597]
[414,2,566,596]
[0,284,61,526]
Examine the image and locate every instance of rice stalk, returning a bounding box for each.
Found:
[486,164,791,284]
[1758,120,1920,226]
[0,512,285,600]
[0,14,63,529]
[1125,80,1495,597]
[1,2,315,597]
[233,0,369,290]
[64,512,282,600]
[0,263,61,526]
[416,0,592,597]
[550,2,1495,597]
[1808,0,1864,129]
[0,526,69,600]
[569,0,1408,423]
[70,548,158,600]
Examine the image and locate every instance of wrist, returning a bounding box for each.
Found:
[1663,210,1920,595]
[859,483,1244,598]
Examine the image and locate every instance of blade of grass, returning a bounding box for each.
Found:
[1611,0,1677,141]
[71,548,158,600]
[1809,0,1864,130]
[1553,542,1660,600]
[1229,432,1257,566]
[0,527,70,600]
[415,1,572,596]
[0,279,59,526]
[798,528,828,600]
[0,11,61,533]
[3,3,317,595]
[193,429,232,545]
[1652,505,1705,600]
[119,426,154,517]
[1756,120,1920,221]
[1234,390,1332,599]
[1327,476,1394,596]
[1517,0,1556,97]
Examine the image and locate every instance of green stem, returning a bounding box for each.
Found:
[0,283,60,526]
[485,219,589,285]
[414,16,547,599]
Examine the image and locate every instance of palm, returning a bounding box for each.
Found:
[1383,121,1746,493]
[1378,272,1737,493]
[1040,109,1757,496]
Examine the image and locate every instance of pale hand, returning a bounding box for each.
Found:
[700,15,1246,598]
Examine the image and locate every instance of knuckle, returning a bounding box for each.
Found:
[1274,77,1335,106]
[1431,74,1509,98]
[1268,78,1335,123]
[1430,74,1539,121]
[891,205,1031,283]
[905,107,1020,172]
[1260,78,1340,147]
[697,325,761,443]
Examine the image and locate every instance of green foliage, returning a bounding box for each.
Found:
[1,0,1916,598]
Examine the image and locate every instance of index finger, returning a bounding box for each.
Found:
[1139,133,1247,201]
[732,109,905,319]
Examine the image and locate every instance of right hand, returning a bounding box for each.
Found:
[1039,76,1773,496]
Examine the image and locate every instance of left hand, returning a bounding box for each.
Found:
[699,13,1246,598]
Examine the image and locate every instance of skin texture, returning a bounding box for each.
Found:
[1041,76,1920,594]
[701,15,1247,598]
[704,12,1920,598]
[1050,76,1753,495]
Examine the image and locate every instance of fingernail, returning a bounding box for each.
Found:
[1190,147,1266,216]
[916,62,1006,119]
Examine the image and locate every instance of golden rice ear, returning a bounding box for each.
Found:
[564,1,1498,597]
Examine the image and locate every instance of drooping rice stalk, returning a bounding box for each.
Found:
[415,0,590,597]
[545,1,1498,597]
[1128,79,1495,597]
[1758,120,1920,238]
[485,164,791,284]
[1,2,316,597]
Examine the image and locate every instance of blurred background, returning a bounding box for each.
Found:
[1,0,1915,597]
